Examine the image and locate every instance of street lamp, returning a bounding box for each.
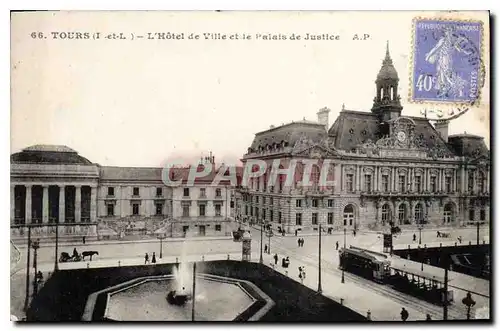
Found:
[418,221,423,245]
[462,292,476,320]
[476,222,480,246]
[32,239,40,296]
[259,221,263,264]
[158,233,167,259]
[54,219,59,272]
[24,226,32,312]
[318,224,322,293]
[266,225,273,255]
[341,227,346,284]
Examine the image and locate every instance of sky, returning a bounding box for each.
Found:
[10,11,490,167]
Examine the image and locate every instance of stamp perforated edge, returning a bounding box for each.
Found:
[408,16,485,107]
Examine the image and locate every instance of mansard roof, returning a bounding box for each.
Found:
[448,134,490,159]
[11,145,93,165]
[249,120,327,153]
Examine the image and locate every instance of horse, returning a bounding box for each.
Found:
[82,251,99,261]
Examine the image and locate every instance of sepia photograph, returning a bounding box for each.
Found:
[9,10,491,322]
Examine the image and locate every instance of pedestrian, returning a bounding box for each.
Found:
[151,252,156,264]
[437,231,441,238]
[400,307,409,321]
[144,253,149,264]
[457,236,462,244]
[413,233,416,242]
[73,247,78,258]
[297,238,301,247]
[274,253,278,265]
[298,267,303,283]
[301,238,305,247]
[336,241,339,251]
[426,314,432,321]
[82,236,86,244]
[282,257,286,268]
[295,229,298,236]
[353,229,356,237]
[264,244,268,253]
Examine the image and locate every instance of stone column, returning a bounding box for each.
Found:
[90,186,97,222]
[374,166,378,191]
[59,185,65,223]
[11,185,15,224]
[42,185,49,223]
[25,185,32,224]
[75,185,82,223]
[409,168,414,192]
[441,169,445,192]
[356,165,361,192]
[334,164,341,194]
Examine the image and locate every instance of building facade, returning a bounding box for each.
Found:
[11,148,235,242]
[236,45,491,234]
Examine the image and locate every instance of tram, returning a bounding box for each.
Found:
[388,265,454,306]
[339,246,391,282]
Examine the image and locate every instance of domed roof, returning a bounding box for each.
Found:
[11,145,93,165]
[376,42,399,81]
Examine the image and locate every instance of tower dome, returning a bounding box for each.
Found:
[376,41,399,81]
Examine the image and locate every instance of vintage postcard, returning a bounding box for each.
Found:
[10,11,490,322]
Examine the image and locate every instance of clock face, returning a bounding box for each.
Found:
[397,131,407,142]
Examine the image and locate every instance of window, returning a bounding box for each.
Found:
[183,225,189,233]
[312,199,319,208]
[156,187,163,197]
[364,174,372,192]
[346,174,354,192]
[343,205,354,226]
[398,205,407,225]
[255,207,259,219]
[215,204,221,216]
[480,209,486,221]
[296,199,302,208]
[295,213,302,226]
[263,197,266,204]
[415,176,421,192]
[230,200,234,208]
[278,212,282,224]
[183,188,190,197]
[415,204,423,224]
[478,172,485,193]
[312,213,318,225]
[381,204,390,225]
[430,176,437,192]
[263,173,267,191]
[133,187,140,196]
[183,205,190,217]
[215,224,222,231]
[257,179,260,191]
[328,199,334,208]
[107,187,115,196]
[155,203,163,215]
[445,177,452,193]
[255,196,259,203]
[199,204,206,216]
[270,197,274,205]
[398,175,406,192]
[216,188,222,197]
[468,172,474,192]
[270,210,273,222]
[107,204,114,216]
[469,209,475,221]
[262,209,266,220]
[278,175,284,192]
[132,203,139,215]
[327,212,333,225]
[245,205,248,215]
[382,175,389,192]
[200,188,206,197]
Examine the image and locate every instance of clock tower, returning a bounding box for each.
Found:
[371,41,403,125]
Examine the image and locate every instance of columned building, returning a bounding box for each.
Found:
[236,44,490,233]
[11,147,236,242]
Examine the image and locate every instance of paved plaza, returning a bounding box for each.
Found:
[11,223,490,321]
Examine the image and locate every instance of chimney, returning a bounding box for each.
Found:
[317,107,331,131]
[270,125,275,129]
[434,120,449,142]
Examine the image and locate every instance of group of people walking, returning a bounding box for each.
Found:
[144,252,157,264]
[297,238,305,247]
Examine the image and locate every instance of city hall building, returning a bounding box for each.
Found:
[235,45,490,234]
[10,148,235,242]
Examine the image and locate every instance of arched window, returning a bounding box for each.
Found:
[311,164,320,189]
[415,203,424,224]
[381,204,390,225]
[398,204,407,225]
[343,204,355,227]
[443,203,454,224]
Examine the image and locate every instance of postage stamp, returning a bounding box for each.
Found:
[410,18,483,105]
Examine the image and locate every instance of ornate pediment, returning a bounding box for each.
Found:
[292,142,339,159]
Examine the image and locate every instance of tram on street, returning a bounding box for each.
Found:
[388,265,454,306]
[339,246,392,282]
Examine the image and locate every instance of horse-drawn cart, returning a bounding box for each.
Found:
[59,252,82,263]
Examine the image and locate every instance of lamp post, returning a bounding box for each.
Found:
[341,227,346,284]
[191,262,197,321]
[158,233,166,259]
[476,222,480,246]
[462,292,476,320]
[266,225,273,255]
[32,239,40,296]
[54,220,59,272]
[259,221,263,264]
[318,224,322,293]
[24,226,32,312]
[418,222,423,245]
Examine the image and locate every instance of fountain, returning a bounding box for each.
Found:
[166,262,194,306]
